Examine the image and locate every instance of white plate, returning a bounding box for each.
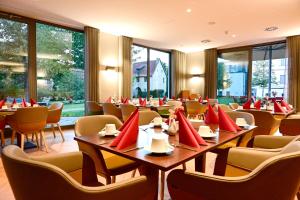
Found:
[149,122,164,127]
[98,130,120,137]
[199,132,217,138]
[144,145,174,154]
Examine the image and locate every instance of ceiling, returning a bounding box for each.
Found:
[0,0,300,52]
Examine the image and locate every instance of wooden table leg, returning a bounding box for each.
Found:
[160,171,165,200]
[195,154,206,172]
[138,165,159,200]
[82,152,103,186]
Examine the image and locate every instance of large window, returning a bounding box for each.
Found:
[131,45,170,98]
[252,43,288,99]
[0,18,28,99]
[217,51,249,103]
[36,23,85,117]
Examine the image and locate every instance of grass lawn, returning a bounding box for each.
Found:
[59,102,84,117]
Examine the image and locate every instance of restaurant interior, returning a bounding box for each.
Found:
[0,0,300,200]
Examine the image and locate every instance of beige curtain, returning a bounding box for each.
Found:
[204,48,217,98]
[287,35,300,112]
[172,50,187,97]
[120,36,133,98]
[84,26,99,102]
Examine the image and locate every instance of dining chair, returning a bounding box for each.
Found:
[74,115,139,184]
[181,90,190,99]
[217,104,233,112]
[189,93,199,100]
[0,115,6,147]
[138,110,161,125]
[86,101,103,115]
[279,118,300,136]
[102,103,123,121]
[120,104,136,121]
[46,102,65,141]
[167,148,300,200]
[238,109,281,136]
[185,100,207,120]
[7,107,49,152]
[229,102,239,110]
[2,145,155,200]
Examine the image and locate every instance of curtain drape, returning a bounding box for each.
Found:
[172,50,187,97]
[84,26,99,102]
[204,48,217,99]
[287,35,300,112]
[120,36,133,98]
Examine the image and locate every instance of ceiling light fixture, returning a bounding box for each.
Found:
[264,26,279,31]
[201,39,211,43]
[186,8,192,13]
[208,21,216,25]
[231,34,236,38]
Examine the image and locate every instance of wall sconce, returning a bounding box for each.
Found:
[191,73,205,78]
[105,66,116,71]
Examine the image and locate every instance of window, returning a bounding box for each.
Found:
[0,18,28,99]
[36,23,85,117]
[217,51,249,98]
[252,43,288,98]
[131,44,170,99]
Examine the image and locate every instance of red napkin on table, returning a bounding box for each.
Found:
[11,98,17,108]
[163,96,167,101]
[159,98,164,106]
[110,109,139,150]
[198,96,203,103]
[281,100,292,111]
[0,99,6,109]
[106,97,112,103]
[30,98,37,106]
[243,99,251,109]
[218,107,242,133]
[21,98,27,107]
[140,99,146,106]
[176,110,207,148]
[205,104,219,124]
[172,96,176,100]
[274,101,286,113]
[123,98,129,104]
[254,100,261,110]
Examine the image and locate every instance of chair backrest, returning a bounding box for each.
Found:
[75,115,123,137]
[139,111,160,125]
[279,118,300,136]
[120,104,137,121]
[185,101,207,115]
[181,90,190,99]
[238,110,278,136]
[2,145,151,200]
[48,102,63,111]
[102,103,122,120]
[229,103,239,110]
[189,93,199,100]
[10,107,48,133]
[86,101,103,115]
[0,115,5,129]
[218,104,233,112]
[47,102,63,123]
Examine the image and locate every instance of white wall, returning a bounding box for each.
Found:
[186,51,205,96]
[98,31,121,102]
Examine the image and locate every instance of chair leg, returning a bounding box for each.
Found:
[25,135,29,142]
[35,132,40,147]
[0,129,5,147]
[20,134,25,151]
[182,163,186,171]
[11,130,16,145]
[51,124,56,138]
[56,123,65,142]
[131,169,137,178]
[111,176,116,183]
[40,131,48,152]
[160,171,165,200]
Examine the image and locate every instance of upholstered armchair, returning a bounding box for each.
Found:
[86,101,103,116]
[185,101,207,120]
[2,145,155,200]
[138,110,160,125]
[102,103,123,120]
[279,118,300,136]
[0,115,6,147]
[168,146,300,200]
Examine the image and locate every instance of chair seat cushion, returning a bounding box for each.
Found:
[105,155,138,174]
[217,139,239,149]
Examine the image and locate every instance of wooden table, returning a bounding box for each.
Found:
[75,124,255,199]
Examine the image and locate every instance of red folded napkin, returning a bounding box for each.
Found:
[21,98,27,107]
[274,101,286,113]
[176,110,207,148]
[106,96,112,103]
[205,104,219,124]
[243,99,251,109]
[11,98,17,108]
[198,96,203,103]
[30,98,37,106]
[254,100,261,110]
[110,109,139,150]
[281,100,292,111]
[159,98,164,106]
[0,99,6,109]
[218,107,242,133]
[163,96,167,101]
[123,98,129,104]
[140,99,146,106]
[172,96,176,100]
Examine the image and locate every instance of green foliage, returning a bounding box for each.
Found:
[217,62,232,91]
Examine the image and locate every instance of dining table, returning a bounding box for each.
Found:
[74,121,256,200]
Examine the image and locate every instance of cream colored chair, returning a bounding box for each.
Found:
[185,100,207,120]
[138,110,161,125]
[229,102,239,110]
[7,107,49,152]
[167,148,300,200]
[181,90,190,99]
[2,145,155,200]
[47,102,65,141]
[102,103,123,120]
[189,93,199,100]
[75,115,139,184]
[86,101,103,116]
[218,104,233,112]
[120,104,136,121]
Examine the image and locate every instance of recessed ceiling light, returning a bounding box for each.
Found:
[186,8,192,13]
[208,21,216,25]
[264,26,279,31]
[231,34,236,38]
[201,39,211,43]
